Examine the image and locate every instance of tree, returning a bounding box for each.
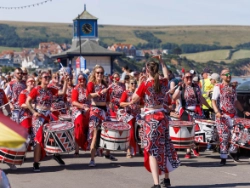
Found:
[145,52,150,60]
[173,47,182,55]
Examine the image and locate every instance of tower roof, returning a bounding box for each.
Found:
[74,5,98,20]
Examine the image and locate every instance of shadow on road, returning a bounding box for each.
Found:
[172,182,250,187]
[65,162,121,170]
[4,165,65,174]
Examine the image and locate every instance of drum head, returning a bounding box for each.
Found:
[45,121,74,132]
[102,121,131,131]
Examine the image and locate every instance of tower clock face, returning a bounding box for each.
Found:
[82,23,93,34]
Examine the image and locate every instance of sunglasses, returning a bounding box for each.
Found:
[42,76,51,80]
[96,72,104,75]
[27,80,35,83]
[222,73,231,77]
[22,73,28,76]
[78,78,86,82]
[130,83,136,85]
[185,76,192,79]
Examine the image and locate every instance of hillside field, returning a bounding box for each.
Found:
[1,21,250,47]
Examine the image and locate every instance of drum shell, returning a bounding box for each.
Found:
[0,140,29,165]
[44,121,75,154]
[194,119,218,144]
[169,121,195,149]
[99,121,131,151]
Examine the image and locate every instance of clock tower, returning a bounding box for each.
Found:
[72,5,98,48]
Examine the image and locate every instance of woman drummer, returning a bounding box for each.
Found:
[131,60,180,188]
[48,72,67,117]
[26,71,68,172]
[71,73,90,156]
[107,72,125,121]
[86,65,116,167]
[19,76,36,135]
[120,78,141,158]
[172,71,211,159]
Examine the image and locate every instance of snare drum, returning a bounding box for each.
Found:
[169,121,195,149]
[44,121,75,154]
[232,118,250,150]
[0,140,29,165]
[99,121,131,151]
[135,119,144,147]
[59,114,72,122]
[194,119,218,144]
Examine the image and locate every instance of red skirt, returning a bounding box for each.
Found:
[74,113,89,150]
[143,110,180,174]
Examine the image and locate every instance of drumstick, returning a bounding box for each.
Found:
[51,108,67,112]
[0,102,10,109]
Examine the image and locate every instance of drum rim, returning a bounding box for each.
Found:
[169,121,194,126]
[101,121,131,131]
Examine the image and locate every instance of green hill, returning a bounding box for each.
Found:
[1,20,250,48]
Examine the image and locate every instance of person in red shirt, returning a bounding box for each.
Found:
[131,60,180,188]
[66,73,74,109]
[86,65,115,167]
[19,76,36,134]
[120,78,141,158]
[26,71,68,172]
[71,73,90,156]
[107,72,125,121]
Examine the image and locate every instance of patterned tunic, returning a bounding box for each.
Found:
[71,84,90,122]
[9,80,26,109]
[120,90,140,117]
[48,81,66,113]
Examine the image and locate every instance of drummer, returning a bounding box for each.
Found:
[71,73,90,156]
[212,68,250,166]
[65,68,74,109]
[18,76,36,135]
[172,71,212,159]
[120,78,141,158]
[48,72,68,118]
[107,72,125,121]
[131,60,180,188]
[26,71,68,172]
[86,65,116,167]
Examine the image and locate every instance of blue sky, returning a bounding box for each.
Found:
[0,0,249,25]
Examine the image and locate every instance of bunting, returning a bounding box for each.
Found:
[0,0,53,10]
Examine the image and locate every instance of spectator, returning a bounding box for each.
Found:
[200,68,213,119]
[120,65,129,83]
[124,75,130,90]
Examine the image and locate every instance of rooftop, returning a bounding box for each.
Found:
[74,5,98,20]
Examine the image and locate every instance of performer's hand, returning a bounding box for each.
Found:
[215,112,221,118]
[244,111,250,116]
[33,112,41,118]
[101,88,108,94]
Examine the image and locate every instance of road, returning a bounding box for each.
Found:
[1,150,250,188]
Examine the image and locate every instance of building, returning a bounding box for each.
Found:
[52,5,122,74]
[108,43,136,57]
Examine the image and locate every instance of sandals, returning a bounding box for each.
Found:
[126,153,133,158]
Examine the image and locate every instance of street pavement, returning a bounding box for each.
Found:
[1,150,250,188]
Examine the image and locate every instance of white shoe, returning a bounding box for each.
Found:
[6,163,17,170]
[88,160,96,167]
